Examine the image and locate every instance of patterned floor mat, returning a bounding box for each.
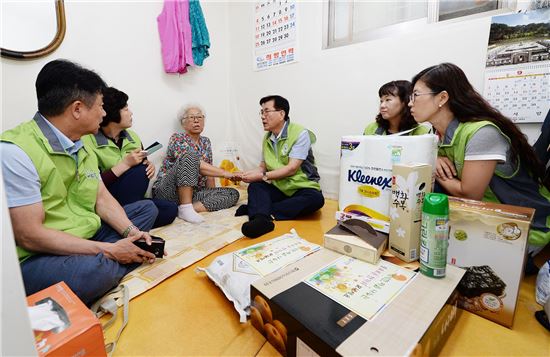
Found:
[107,189,247,302]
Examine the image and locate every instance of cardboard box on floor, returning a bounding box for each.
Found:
[250,249,464,357]
[27,282,106,357]
[324,224,388,264]
[447,197,534,328]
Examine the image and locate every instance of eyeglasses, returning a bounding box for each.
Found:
[185,115,205,121]
[259,109,282,116]
[409,91,439,103]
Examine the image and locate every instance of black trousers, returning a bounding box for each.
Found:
[108,165,177,228]
[247,181,324,220]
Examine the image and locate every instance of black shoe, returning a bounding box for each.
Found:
[241,215,274,238]
[525,254,539,276]
[235,204,248,217]
[535,310,550,332]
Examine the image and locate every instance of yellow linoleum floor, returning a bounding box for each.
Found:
[104,200,550,356]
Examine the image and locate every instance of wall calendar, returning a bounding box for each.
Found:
[483,7,550,123]
[253,0,298,71]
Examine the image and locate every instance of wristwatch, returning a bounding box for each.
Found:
[262,171,271,183]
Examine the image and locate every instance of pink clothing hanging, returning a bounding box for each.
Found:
[157,0,195,74]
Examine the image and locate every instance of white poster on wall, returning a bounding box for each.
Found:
[253,0,298,71]
[483,7,550,123]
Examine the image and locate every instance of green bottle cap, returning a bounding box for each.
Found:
[422,193,449,216]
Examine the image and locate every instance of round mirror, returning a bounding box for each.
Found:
[1,0,66,59]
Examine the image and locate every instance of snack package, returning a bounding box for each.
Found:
[217,142,241,187]
[447,197,533,327]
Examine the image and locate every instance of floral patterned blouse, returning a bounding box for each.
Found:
[156,132,212,189]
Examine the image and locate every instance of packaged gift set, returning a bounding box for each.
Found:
[447,197,534,327]
[251,248,464,356]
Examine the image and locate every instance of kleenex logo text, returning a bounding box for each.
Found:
[348,169,392,190]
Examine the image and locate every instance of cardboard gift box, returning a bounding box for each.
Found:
[27,282,106,357]
[389,163,433,263]
[447,197,534,328]
[323,222,387,264]
[250,248,464,357]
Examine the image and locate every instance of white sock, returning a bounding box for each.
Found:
[178,204,204,223]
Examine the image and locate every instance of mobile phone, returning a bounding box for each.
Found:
[133,236,165,258]
[143,142,163,156]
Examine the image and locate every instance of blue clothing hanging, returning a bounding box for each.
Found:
[189,0,210,66]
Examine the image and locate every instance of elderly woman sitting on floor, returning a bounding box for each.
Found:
[152,105,240,223]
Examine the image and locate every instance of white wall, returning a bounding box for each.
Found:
[1,0,232,171]
[227,0,542,199]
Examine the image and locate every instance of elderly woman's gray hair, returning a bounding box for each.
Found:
[178,104,206,123]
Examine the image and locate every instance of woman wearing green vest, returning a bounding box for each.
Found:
[239,95,324,238]
[82,87,177,228]
[409,63,550,258]
[364,80,431,136]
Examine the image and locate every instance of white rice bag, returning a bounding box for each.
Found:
[197,229,320,322]
[199,252,260,322]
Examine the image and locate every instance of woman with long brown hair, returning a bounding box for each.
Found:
[409,62,550,253]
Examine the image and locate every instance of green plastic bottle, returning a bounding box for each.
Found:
[420,193,449,278]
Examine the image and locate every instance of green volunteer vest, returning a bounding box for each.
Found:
[363,122,431,136]
[263,122,321,196]
[438,121,516,202]
[2,115,101,262]
[439,120,550,247]
[81,129,142,171]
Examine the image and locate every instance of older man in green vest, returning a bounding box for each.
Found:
[239,95,325,238]
[1,60,159,306]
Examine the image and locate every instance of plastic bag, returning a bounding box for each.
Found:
[535,259,550,305]
[217,142,241,187]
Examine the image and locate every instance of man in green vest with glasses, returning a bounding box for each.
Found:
[1,60,160,306]
[239,95,324,238]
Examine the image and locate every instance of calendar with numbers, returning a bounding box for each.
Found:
[253,0,298,71]
[483,8,550,123]
[484,64,549,123]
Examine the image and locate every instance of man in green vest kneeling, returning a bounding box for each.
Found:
[239,95,324,238]
[1,60,160,306]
